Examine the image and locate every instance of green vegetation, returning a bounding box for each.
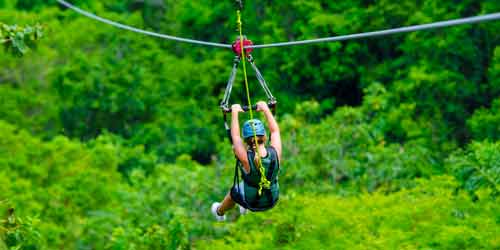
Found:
[1,23,43,55]
[1,0,499,249]
[202,177,499,250]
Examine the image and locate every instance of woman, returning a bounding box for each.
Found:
[211,101,282,221]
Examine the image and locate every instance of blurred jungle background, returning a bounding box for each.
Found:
[1,0,499,249]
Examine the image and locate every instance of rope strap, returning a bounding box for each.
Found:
[237,10,270,195]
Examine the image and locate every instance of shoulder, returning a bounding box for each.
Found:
[241,149,255,163]
[266,145,276,154]
[266,146,280,161]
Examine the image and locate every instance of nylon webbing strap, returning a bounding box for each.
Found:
[248,56,275,101]
[221,56,241,110]
[220,55,276,112]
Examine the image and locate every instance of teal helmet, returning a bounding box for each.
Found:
[243,119,266,139]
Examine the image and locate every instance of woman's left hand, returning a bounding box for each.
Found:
[256,101,269,112]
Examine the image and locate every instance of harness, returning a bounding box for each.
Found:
[221,54,279,210]
[230,147,280,212]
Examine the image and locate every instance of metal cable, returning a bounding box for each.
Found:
[57,0,500,50]
[248,58,274,100]
[221,57,240,107]
[248,12,500,49]
[56,0,231,48]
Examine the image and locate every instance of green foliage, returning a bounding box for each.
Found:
[489,47,500,92]
[53,53,164,140]
[466,47,500,141]
[87,133,158,178]
[0,208,45,249]
[0,85,60,137]
[201,176,500,250]
[14,0,95,10]
[283,103,439,194]
[467,98,500,141]
[0,23,42,55]
[2,0,499,163]
[1,1,500,249]
[14,0,51,10]
[2,119,498,249]
[78,162,217,250]
[0,120,124,248]
[446,141,500,196]
[0,120,226,249]
[0,206,42,250]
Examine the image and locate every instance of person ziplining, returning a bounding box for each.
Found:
[211,4,282,220]
[211,101,282,221]
[54,0,500,221]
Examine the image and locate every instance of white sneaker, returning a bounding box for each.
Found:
[211,202,226,222]
[238,205,248,215]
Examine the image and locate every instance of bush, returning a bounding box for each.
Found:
[446,141,500,197]
[0,120,124,248]
[0,85,60,138]
[283,106,439,193]
[0,205,42,250]
[200,176,500,250]
[467,98,500,141]
[0,22,43,55]
[0,120,229,249]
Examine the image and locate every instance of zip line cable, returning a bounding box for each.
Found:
[248,12,500,49]
[57,0,500,49]
[56,0,231,48]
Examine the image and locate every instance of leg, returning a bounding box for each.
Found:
[217,192,236,216]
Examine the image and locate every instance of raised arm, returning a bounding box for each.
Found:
[256,101,282,160]
[231,104,250,172]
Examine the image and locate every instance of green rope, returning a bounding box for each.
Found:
[236,10,270,196]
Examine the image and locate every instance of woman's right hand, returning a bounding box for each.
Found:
[231,104,244,113]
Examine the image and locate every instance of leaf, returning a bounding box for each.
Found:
[12,33,27,54]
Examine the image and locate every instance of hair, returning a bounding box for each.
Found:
[245,135,266,147]
[245,135,267,167]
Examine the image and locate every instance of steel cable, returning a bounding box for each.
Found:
[248,13,500,49]
[57,0,500,50]
[57,0,231,48]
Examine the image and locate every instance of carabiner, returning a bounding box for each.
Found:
[235,0,243,10]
